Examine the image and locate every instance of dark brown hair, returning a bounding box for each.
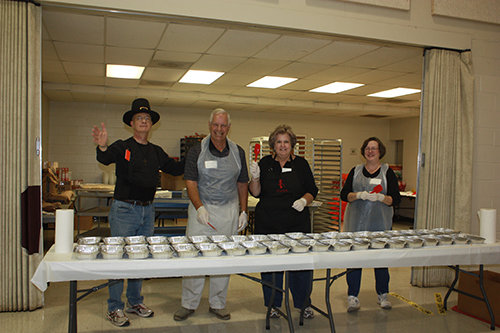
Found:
[361,137,386,158]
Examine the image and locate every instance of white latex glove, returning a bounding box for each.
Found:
[249,161,260,180]
[356,191,370,200]
[196,206,210,226]
[375,193,385,202]
[237,211,248,232]
[366,193,379,202]
[292,198,307,212]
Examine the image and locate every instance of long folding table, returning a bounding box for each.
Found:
[31,242,500,333]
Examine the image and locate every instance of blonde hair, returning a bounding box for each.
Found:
[269,124,297,153]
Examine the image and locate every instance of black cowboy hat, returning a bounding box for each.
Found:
[122,98,160,126]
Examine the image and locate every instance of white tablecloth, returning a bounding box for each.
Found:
[31,243,500,292]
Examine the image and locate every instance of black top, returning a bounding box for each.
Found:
[184,139,249,183]
[340,165,401,206]
[252,155,318,234]
[96,137,184,202]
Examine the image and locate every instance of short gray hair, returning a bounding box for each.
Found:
[209,108,231,125]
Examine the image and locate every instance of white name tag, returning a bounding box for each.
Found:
[369,178,381,185]
[205,160,217,169]
[282,167,292,173]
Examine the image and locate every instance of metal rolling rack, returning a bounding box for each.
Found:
[249,136,342,233]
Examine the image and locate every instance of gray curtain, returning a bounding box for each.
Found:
[411,49,474,287]
[0,0,43,310]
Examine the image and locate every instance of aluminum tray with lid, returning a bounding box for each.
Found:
[261,241,290,255]
[405,237,424,248]
[320,231,339,239]
[248,234,270,242]
[385,230,404,237]
[74,244,99,260]
[285,232,307,240]
[305,233,322,240]
[451,234,469,245]
[299,238,329,252]
[124,244,149,259]
[370,238,387,249]
[280,239,310,253]
[436,235,453,245]
[230,235,248,243]
[268,234,290,241]
[218,241,247,256]
[241,240,267,255]
[386,238,406,249]
[399,229,418,236]
[209,235,230,243]
[415,229,432,236]
[353,231,372,238]
[466,234,485,244]
[173,243,199,258]
[168,236,189,244]
[100,244,124,259]
[370,231,392,239]
[332,240,352,252]
[351,238,370,250]
[124,235,146,245]
[189,235,210,244]
[420,235,439,246]
[195,242,222,257]
[103,236,125,245]
[148,244,173,259]
[432,228,459,235]
[147,236,168,245]
[77,236,101,245]
[337,232,354,239]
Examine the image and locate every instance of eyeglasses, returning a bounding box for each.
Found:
[135,115,152,122]
[365,147,379,151]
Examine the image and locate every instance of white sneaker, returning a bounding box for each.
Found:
[347,296,360,312]
[377,293,392,310]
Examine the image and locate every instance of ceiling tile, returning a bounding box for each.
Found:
[107,17,166,49]
[67,75,105,86]
[141,67,186,82]
[43,10,104,44]
[379,55,423,73]
[300,40,379,65]
[348,69,406,84]
[343,46,422,69]
[62,62,104,76]
[376,73,422,88]
[271,62,330,78]
[281,79,327,91]
[304,65,370,81]
[153,50,202,64]
[104,78,140,88]
[42,72,69,83]
[230,58,290,75]
[42,89,74,101]
[54,42,104,63]
[254,35,330,61]
[105,47,154,66]
[191,54,247,72]
[43,60,66,74]
[42,41,59,61]
[212,73,260,87]
[207,29,279,56]
[158,23,225,53]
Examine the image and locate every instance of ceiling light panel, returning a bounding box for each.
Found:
[179,69,225,84]
[368,87,421,98]
[106,64,144,79]
[310,82,364,94]
[247,76,298,88]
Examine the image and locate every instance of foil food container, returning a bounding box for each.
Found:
[421,235,439,246]
[124,244,149,259]
[268,234,290,241]
[230,235,248,243]
[467,235,485,244]
[280,239,310,253]
[337,232,354,239]
[386,239,406,249]
[241,241,267,255]
[320,231,339,239]
[103,236,125,245]
[370,231,391,238]
[370,238,387,249]
[261,241,290,255]
[248,234,270,242]
[436,235,453,246]
[147,236,168,245]
[148,244,173,259]
[432,228,459,235]
[74,244,99,260]
[168,236,189,244]
[299,238,329,252]
[124,235,146,245]
[305,233,322,240]
[451,235,469,245]
[100,244,124,259]
[351,239,370,250]
[353,231,371,238]
[209,235,230,243]
[285,232,307,240]
[332,240,352,252]
[189,235,210,244]
[405,237,424,248]
[218,242,247,256]
[196,243,223,257]
[77,236,101,245]
[173,243,199,258]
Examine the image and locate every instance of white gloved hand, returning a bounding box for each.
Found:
[237,211,248,232]
[356,191,370,200]
[249,161,260,180]
[292,198,307,212]
[366,193,379,202]
[375,193,385,202]
[196,206,210,226]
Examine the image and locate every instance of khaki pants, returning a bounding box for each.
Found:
[181,275,230,310]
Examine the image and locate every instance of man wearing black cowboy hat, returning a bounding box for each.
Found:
[92,98,184,327]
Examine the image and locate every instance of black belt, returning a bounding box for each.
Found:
[120,199,153,206]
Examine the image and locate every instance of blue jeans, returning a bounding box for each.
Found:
[261,270,313,309]
[346,268,390,297]
[107,199,155,312]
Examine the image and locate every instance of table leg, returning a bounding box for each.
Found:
[325,269,335,333]
[68,281,77,333]
[478,265,496,330]
[443,265,459,310]
[284,271,294,333]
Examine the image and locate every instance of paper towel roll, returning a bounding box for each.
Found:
[55,209,74,253]
[478,208,497,244]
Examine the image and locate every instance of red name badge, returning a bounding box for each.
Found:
[125,149,131,161]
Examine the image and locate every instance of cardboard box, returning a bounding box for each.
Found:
[457,270,500,326]
[161,172,186,191]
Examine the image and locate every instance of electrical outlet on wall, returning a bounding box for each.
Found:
[350,148,357,155]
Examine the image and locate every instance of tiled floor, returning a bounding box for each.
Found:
[3,221,498,332]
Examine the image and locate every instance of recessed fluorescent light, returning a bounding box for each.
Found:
[179,70,225,84]
[310,82,364,94]
[368,87,421,98]
[247,76,297,89]
[106,64,144,79]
